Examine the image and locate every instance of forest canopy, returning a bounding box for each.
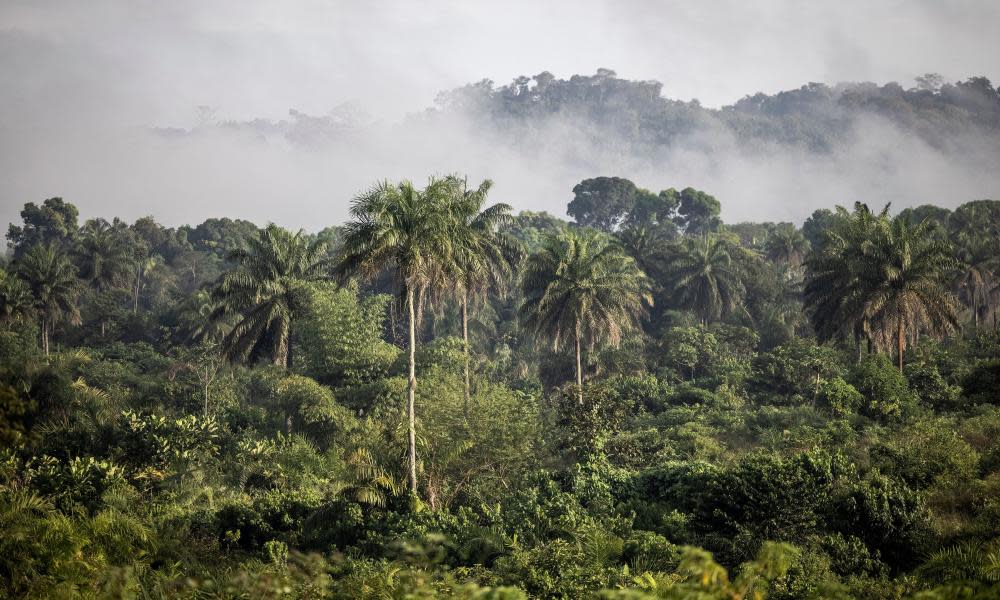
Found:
[1,181,1000,599]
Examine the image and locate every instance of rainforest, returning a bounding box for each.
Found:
[3,2,1000,597]
[2,178,1000,598]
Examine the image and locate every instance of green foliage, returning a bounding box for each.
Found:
[851,354,918,420]
[1,185,999,596]
[748,338,843,405]
[817,377,864,416]
[520,228,652,402]
[7,197,79,256]
[664,235,743,323]
[907,361,962,410]
[870,418,979,489]
[214,224,332,367]
[804,202,959,370]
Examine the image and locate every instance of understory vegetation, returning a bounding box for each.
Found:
[2,182,1000,599]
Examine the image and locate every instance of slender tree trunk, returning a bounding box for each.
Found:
[974,298,979,330]
[575,318,583,405]
[462,292,470,417]
[133,266,141,313]
[407,286,418,496]
[415,283,426,340]
[204,373,210,417]
[100,320,106,336]
[897,319,905,373]
[42,318,50,358]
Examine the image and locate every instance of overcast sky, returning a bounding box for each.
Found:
[2,0,1000,229]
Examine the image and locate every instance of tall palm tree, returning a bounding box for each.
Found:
[214,224,331,368]
[764,223,810,267]
[446,177,521,412]
[520,229,652,404]
[74,220,132,292]
[665,235,744,324]
[864,217,959,371]
[953,238,999,330]
[805,203,959,370]
[804,203,885,358]
[16,244,82,357]
[74,219,133,335]
[335,178,456,495]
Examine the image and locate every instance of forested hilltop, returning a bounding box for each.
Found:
[176,70,1000,225]
[2,183,1000,599]
[432,70,1000,152]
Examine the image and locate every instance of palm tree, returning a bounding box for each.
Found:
[617,224,674,280]
[0,272,32,329]
[214,224,331,368]
[804,203,885,358]
[805,203,959,370]
[665,235,744,324]
[446,177,521,412]
[520,229,652,404]
[335,178,456,495]
[176,288,232,343]
[764,223,810,267]
[953,238,999,330]
[16,244,82,357]
[864,217,959,371]
[74,220,132,292]
[74,219,132,335]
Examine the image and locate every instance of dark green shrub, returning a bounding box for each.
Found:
[851,354,917,420]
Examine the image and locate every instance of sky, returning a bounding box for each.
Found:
[2,0,1000,230]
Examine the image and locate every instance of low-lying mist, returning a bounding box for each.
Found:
[4,71,1000,230]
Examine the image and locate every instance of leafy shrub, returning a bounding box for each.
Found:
[817,377,864,416]
[870,418,979,489]
[296,282,399,386]
[748,338,843,405]
[622,530,682,573]
[24,455,127,512]
[851,354,917,420]
[906,361,962,410]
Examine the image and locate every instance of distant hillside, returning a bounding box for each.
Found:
[148,70,1000,226]
[431,69,1000,154]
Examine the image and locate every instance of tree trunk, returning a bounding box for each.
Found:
[100,320,106,337]
[407,286,418,496]
[133,266,141,313]
[897,319,905,373]
[204,368,210,417]
[42,318,49,358]
[974,297,979,330]
[575,318,583,405]
[415,283,426,340]
[462,292,470,417]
